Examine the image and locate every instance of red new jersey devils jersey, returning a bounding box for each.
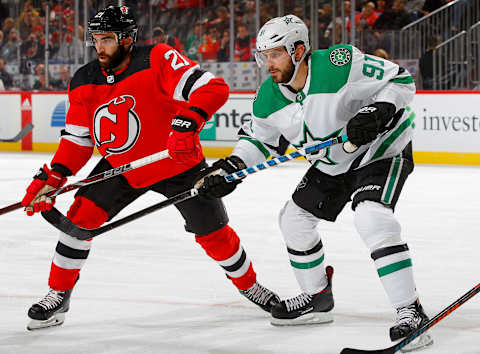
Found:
[51,43,228,188]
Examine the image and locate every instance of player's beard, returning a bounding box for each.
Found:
[271,61,295,84]
[97,45,127,69]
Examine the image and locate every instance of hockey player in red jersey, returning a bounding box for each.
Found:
[21,5,279,330]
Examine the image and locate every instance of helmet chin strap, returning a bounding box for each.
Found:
[280,50,307,87]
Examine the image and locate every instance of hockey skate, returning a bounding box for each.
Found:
[270,265,334,326]
[27,288,72,330]
[239,281,280,312]
[390,299,434,352]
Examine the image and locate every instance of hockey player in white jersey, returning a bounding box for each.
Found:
[195,15,432,351]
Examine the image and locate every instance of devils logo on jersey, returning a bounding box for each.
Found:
[93,95,141,156]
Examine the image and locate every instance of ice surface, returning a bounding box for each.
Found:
[1,152,479,354]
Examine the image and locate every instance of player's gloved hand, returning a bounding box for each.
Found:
[346,102,396,147]
[194,155,246,199]
[167,107,207,164]
[21,164,68,216]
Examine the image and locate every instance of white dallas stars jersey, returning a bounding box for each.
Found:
[232,44,416,176]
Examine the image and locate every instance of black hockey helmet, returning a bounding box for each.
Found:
[88,5,138,45]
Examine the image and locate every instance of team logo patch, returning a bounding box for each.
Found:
[283,16,294,25]
[296,176,308,191]
[93,95,141,157]
[330,48,351,66]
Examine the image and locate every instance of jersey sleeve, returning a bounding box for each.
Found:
[50,85,94,175]
[346,46,415,110]
[232,115,288,167]
[150,43,228,119]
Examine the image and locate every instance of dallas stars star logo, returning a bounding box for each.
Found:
[335,52,346,61]
[329,48,351,66]
[283,16,293,25]
[293,124,343,166]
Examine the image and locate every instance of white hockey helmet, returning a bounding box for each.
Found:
[255,15,310,85]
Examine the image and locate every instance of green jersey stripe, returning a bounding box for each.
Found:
[290,254,325,269]
[377,258,412,277]
[389,76,414,84]
[382,156,402,204]
[239,136,271,159]
[372,110,415,159]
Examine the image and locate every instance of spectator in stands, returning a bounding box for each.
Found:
[2,17,15,37]
[348,1,378,32]
[1,29,20,63]
[325,1,352,45]
[242,0,257,35]
[165,27,185,53]
[0,56,13,89]
[375,0,387,15]
[185,22,203,60]
[198,25,219,61]
[32,63,53,91]
[259,4,274,26]
[49,31,61,60]
[373,0,413,30]
[293,6,310,27]
[208,6,229,35]
[419,35,441,90]
[22,25,43,61]
[175,0,205,8]
[405,0,427,20]
[51,65,70,91]
[373,48,390,59]
[146,26,166,45]
[217,29,230,62]
[18,9,34,41]
[63,7,75,29]
[318,3,332,48]
[234,23,255,62]
[53,25,84,64]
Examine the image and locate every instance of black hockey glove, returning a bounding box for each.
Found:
[346,102,396,147]
[194,155,247,200]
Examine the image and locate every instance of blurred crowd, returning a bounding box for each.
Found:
[0,0,468,91]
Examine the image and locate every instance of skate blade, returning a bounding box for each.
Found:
[270,312,333,326]
[400,333,434,352]
[27,312,65,331]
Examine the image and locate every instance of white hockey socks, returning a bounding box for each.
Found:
[355,201,418,308]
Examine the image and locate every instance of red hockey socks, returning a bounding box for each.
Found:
[195,225,256,290]
[48,197,108,291]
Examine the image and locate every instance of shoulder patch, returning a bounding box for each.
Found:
[329,47,351,66]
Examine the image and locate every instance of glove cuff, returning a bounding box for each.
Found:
[43,165,67,188]
[226,155,246,171]
[172,107,208,133]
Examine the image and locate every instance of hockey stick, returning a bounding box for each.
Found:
[41,134,349,240]
[0,123,34,142]
[340,282,480,354]
[0,149,170,216]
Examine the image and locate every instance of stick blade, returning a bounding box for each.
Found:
[340,346,395,354]
[0,123,34,142]
[42,207,95,240]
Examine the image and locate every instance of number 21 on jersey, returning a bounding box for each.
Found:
[164,49,190,70]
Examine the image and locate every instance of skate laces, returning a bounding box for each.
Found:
[37,289,65,310]
[285,293,312,312]
[395,303,421,327]
[241,282,273,305]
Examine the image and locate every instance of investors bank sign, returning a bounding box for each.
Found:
[409,93,480,161]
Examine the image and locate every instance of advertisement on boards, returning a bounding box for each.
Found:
[2,91,480,165]
[409,94,480,153]
[31,93,67,143]
[0,94,21,139]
